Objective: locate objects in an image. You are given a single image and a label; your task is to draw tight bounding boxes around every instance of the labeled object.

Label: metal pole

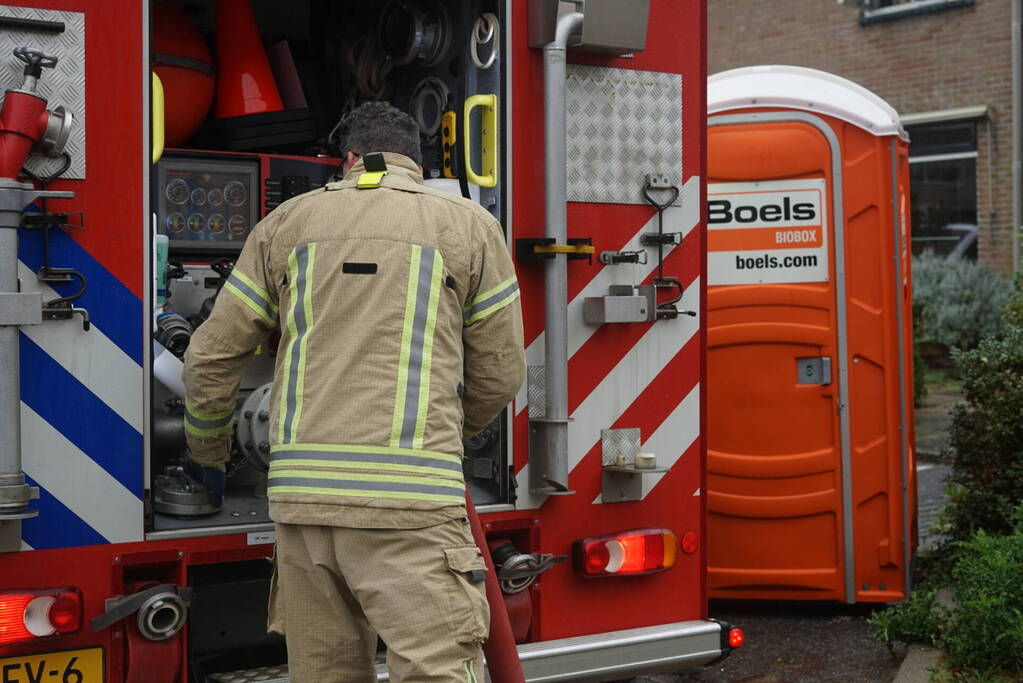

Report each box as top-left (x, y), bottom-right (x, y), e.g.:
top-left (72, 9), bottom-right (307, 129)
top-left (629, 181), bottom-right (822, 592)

top-left (536, 12), bottom-right (583, 494)
top-left (0, 182), bottom-right (38, 523)
top-left (1013, 0), bottom-right (1021, 272)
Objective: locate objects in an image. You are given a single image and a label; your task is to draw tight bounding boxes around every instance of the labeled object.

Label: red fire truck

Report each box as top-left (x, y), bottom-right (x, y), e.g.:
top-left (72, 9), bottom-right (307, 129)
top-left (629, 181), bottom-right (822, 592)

top-left (0, 0), bottom-right (736, 680)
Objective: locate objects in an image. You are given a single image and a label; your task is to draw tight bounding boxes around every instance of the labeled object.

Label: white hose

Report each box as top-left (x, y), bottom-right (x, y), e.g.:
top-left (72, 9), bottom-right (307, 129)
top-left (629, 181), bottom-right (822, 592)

top-left (153, 341), bottom-right (186, 398)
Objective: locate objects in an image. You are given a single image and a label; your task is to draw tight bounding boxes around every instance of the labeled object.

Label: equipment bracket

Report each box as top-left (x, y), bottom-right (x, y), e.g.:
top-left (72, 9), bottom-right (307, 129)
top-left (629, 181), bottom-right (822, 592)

top-left (21, 210), bottom-right (84, 231)
top-left (517, 237), bottom-right (595, 263)
top-left (0, 291), bottom-right (41, 326)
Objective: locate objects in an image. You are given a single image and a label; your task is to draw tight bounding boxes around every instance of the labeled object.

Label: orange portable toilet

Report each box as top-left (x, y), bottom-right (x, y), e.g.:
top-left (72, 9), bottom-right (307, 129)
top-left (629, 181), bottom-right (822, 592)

top-left (705, 66), bottom-right (917, 604)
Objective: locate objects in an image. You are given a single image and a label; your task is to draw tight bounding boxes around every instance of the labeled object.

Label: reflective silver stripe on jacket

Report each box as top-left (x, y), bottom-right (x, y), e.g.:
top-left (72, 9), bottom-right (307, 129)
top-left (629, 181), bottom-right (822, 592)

top-left (279, 242), bottom-right (316, 443)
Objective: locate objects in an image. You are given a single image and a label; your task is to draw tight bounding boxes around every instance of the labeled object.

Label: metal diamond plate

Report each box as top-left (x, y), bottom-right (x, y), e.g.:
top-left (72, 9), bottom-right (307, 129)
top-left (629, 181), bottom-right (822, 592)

top-left (566, 65), bottom-right (681, 205)
top-left (601, 427), bottom-right (642, 467)
top-left (527, 365), bottom-right (546, 419)
top-left (0, 6), bottom-right (85, 179)
top-left (208, 665), bottom-right (289, 683)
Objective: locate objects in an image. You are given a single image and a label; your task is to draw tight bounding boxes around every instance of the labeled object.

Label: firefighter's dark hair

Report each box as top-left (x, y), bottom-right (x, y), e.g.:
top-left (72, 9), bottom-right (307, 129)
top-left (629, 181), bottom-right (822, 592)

top-left (336, 101), bottom-right (423, 167)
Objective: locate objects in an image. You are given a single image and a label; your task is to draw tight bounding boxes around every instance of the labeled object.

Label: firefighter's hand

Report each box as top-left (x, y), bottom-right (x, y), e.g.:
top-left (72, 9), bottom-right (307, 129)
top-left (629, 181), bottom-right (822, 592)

top-left (183, 458), bottom-right (226, 509)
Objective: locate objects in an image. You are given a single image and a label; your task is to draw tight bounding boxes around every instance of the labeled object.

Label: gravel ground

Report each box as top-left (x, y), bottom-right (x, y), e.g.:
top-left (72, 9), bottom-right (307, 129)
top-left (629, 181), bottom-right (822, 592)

top-left (630, 390), bottom-right (958, 683)
top-left (660, 604), bottom-right (899, 683)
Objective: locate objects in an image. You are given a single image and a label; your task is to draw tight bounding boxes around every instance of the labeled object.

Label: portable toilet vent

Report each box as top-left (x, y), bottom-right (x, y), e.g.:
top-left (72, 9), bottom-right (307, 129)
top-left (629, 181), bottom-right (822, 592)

top-left (706, 65), bottom-right (917, 604)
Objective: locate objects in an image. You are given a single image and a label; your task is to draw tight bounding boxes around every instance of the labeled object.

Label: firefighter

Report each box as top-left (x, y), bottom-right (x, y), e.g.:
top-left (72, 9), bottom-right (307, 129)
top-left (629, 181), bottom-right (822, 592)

top-left (181, 101), bottom-right (525, 682)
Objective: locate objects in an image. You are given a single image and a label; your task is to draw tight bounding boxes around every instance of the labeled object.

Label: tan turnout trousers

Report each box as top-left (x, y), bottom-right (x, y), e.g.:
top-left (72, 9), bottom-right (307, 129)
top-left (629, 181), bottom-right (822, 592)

top-left (272, 518), bottom-right (489, 683)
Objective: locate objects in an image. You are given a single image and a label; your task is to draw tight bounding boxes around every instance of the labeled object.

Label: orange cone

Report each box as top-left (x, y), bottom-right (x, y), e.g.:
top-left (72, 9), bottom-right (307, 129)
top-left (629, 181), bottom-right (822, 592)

top-left (215, 0), bottom-right (284, 119)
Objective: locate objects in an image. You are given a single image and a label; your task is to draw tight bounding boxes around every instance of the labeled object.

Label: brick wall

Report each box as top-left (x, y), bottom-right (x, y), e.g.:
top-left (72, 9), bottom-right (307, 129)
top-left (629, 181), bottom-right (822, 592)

top-left (708, 0), bottom-right (1015, 273)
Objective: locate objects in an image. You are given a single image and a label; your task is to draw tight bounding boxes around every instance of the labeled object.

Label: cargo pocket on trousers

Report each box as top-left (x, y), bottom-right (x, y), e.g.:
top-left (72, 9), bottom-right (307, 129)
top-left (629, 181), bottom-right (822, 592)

top-left (267, 547), bottom-right (285, 635)
top-left (443, 546), bottom-right (491, 644)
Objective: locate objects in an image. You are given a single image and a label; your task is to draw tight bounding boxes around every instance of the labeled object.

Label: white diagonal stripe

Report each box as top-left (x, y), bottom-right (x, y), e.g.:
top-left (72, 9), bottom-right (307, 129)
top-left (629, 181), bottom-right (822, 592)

top-left (518, 280), bottom-right (701, 509)
top-left (639, 384), bottom-right (700, 499)
top-left (567, 280), bottom-right (700, 474)
top-left (515, 176), bottom-right (701, 414)
top-left (18, 261), bottom-right (143, 432)
top-left (20, 541), bottom-right (33, 551)
top-left (21, 405), bottom-right (143, 543)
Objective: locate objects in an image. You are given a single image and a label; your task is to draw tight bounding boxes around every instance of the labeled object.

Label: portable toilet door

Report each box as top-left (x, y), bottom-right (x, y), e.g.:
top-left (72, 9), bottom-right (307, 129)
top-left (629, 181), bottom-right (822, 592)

top-left (705, 66), bottom-right (917, 604)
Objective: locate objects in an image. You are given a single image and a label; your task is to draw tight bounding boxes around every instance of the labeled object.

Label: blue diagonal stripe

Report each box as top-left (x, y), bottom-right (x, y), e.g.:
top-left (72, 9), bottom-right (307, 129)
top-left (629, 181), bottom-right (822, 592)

top-left (20, 477), bottom-right (108, 549)
top-left (18, 223), bottom-right (143, 364)
top-left (19, 335), bottom-right (144, 497)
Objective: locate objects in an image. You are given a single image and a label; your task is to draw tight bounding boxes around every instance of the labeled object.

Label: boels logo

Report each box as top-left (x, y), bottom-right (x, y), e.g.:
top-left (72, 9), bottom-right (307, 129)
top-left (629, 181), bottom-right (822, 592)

top-left (708, 197), bottom-right (817, 225)
top-left (706, 181), bottom-right (830, 286)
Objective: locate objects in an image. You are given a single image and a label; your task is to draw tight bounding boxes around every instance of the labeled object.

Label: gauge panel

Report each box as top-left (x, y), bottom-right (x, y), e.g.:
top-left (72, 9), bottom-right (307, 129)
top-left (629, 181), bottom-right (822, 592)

top-left (155, 155), bottom-right (259, 252)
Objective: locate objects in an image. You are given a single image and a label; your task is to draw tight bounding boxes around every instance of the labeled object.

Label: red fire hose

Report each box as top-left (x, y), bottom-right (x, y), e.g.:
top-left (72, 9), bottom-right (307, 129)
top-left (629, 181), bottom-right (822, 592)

top-left (465, 489), bottom-right (526, 683)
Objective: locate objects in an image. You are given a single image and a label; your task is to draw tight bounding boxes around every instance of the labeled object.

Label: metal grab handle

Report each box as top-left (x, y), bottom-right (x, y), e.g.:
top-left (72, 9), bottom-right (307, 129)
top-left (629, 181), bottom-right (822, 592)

top-left (14, 46), bottom-right (57, 69)
top-left (463, 94), bottom-right (498, 188)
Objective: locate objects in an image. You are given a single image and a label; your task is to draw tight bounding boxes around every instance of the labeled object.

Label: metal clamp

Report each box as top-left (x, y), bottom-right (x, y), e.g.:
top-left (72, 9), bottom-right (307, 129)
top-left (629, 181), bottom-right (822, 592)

top-left (599, 249), bottom-right (647, 265)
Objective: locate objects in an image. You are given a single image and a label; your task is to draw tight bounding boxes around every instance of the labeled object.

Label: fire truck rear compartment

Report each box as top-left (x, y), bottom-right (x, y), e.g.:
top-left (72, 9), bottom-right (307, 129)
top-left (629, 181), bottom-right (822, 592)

top-left (147, 0), bottom-right (511, 537)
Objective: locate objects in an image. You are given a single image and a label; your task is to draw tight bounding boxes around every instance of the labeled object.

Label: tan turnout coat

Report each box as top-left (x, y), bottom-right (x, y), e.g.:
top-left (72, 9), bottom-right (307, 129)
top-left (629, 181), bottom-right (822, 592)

top-left (182, 153), bottom-right (525, 529)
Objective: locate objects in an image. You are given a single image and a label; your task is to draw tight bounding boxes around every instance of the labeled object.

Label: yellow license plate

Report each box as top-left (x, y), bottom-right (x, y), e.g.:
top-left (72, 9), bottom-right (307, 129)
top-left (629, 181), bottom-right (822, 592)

top-left (0, 647), bottom-right (104, 683)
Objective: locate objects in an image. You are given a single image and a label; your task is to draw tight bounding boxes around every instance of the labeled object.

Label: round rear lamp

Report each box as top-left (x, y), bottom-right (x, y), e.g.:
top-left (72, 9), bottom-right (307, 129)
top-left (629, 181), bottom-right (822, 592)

top-left (729, 627), bottom-right (745, 648)
top-left (681, 531), bottom-right (699, 554)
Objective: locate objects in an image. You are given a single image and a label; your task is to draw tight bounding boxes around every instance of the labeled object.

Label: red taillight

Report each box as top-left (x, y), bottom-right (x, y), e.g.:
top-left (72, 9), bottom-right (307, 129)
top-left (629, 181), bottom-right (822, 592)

top-left (575, 529), bottom-right (678, 577)
top-left (729, 627), bottom-right (745, 648)
top-left (0, 590), bottom-right (81, 645)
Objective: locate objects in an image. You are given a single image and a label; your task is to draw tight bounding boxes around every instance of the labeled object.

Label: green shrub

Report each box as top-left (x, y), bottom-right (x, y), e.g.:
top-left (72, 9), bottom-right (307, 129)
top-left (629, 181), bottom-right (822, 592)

top-left (942, 324), bottom-right (1023, 541)
top-left (870, 515), bottom-right (1023, 679)
top-left (867, 587), bottom-right (944, 656)
top-left (1002, 270), bottom-right (1023, 328)
top-left (943, 525), bottom-right (1023, 675)
top-left (912, 252), bottom-right (1011, 351)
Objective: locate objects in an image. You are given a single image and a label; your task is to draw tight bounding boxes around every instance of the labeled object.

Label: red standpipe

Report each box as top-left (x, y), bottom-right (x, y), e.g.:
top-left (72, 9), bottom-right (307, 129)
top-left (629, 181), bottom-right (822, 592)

top-left (465, 489), bottom-right (526, 683)
top-left (0, 89), bottom-right (50, 178)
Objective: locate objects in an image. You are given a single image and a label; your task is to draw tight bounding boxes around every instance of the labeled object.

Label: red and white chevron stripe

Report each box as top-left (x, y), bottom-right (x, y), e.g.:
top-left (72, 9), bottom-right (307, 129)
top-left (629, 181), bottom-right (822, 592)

top-left (514, 175), bottom-right (703, 509)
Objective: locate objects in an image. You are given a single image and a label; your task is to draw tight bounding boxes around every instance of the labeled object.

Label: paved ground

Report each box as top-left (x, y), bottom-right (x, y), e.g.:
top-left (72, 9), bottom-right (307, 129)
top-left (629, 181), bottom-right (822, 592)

top-left (633, 388), bottom-right (960, 683)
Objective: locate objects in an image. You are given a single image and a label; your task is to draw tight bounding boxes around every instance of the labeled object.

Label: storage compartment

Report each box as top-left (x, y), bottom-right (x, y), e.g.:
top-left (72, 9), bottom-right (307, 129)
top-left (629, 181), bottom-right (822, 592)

top-left (147, 0), bottom-right (512, 535)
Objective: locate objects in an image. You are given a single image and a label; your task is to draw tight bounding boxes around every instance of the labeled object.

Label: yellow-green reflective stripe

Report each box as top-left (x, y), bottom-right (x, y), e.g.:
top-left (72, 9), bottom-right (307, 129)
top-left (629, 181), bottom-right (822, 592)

top-left (269, 459), bottom-right (462, 480)
top-left (270, 442), bottom-right (461, 465)
top-left (184, 421), bottom-right (232, 438)
top-left (464, 275), bottom-right (517, 312)
top-left (224, 280), bottom-right (275, 326)
top-left (413, 252), bottom-right (443, 449)
top-left (391, 245), bottom-right (422, 446)
top-left (276, 250), bottom-right (296, 443)
top-left (278, 247), bottom-right (302, 442)
top-left (184, 403), bottom-right (233, 422)
top-left (464, 288), bottom-right (519, 327)
top-left (292, 243), bottom-right (316, 443)
top-left (268, 485), bottom-right (463, 504)
top-left (396, 247), bottom-right (440, 448)
top-left (185, 410), bottom-right (232, 432)
top-left (268, 468), bottom-right (463, 489)
top-left (231, 269), bottom-right (278, 313)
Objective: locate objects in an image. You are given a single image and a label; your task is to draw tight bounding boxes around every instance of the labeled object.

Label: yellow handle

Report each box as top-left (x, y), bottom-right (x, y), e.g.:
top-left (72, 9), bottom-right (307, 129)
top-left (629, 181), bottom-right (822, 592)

top-left (463, 94), bottom-right (498, 188)
top-left (152, 72), bottom-right (165, 165)
top-left (441, 109), bottom-right (457, 179)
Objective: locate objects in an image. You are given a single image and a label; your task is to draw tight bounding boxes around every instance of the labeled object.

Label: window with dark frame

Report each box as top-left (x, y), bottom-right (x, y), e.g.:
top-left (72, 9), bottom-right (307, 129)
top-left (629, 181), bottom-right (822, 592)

top-left (857, 0), bottom-right (974, 26)
top-left (906, 120), bottom-right (978, 260)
